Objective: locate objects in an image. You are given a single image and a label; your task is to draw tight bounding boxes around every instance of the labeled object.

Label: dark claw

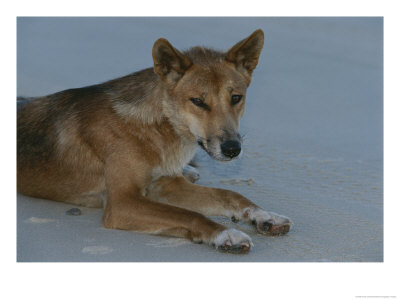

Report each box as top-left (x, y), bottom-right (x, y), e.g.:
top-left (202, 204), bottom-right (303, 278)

top-left (229, 245), bottom-right (248, 254)
top-left (254, 218), bottom-right (291, 236)
top-left (217, 245), bottom-right (230, 252)
top-left (262, 221), bottom-right (272, 231)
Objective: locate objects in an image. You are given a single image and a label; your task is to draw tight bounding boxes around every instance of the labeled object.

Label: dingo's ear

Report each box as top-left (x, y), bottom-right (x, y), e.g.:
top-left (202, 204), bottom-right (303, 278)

top-left (152, 38), bottom-right (192, 84)
top-left (226, 29), bottom-right (264, 81)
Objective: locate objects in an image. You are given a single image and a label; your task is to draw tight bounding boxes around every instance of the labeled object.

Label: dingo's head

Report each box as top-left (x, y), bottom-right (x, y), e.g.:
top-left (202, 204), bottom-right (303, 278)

top-left (153, 30), bottom-right (264, 161)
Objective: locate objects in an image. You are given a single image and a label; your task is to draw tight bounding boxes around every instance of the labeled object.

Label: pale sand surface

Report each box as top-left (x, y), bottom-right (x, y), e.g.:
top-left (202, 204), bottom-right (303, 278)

top-left (17, 17), bottom-right (383, 262)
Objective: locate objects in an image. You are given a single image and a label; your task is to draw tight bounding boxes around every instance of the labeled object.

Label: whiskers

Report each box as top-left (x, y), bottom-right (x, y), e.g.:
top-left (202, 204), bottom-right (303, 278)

top-left (241, 132), bottom-right (248, 143)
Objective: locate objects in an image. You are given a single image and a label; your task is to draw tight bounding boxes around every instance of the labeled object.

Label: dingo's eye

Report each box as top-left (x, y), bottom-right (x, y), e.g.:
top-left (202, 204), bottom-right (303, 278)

top-left (190, 98), bottom-right (210, 110)
top-left (231, 95), bottom-right (242, 105)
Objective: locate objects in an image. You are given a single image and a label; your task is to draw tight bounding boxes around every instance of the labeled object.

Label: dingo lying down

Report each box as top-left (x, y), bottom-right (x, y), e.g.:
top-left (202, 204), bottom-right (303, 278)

top-left (17, 29), bottom-right (291, 254)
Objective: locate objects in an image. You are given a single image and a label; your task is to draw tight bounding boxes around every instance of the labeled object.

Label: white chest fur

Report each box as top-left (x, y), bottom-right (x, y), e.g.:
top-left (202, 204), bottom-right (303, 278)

top-left (151, 138), bottom-right (197, 180)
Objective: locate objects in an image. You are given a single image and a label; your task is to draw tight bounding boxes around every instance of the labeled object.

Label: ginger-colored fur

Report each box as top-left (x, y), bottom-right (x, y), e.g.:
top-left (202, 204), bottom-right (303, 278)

top-left (17, 30), bottom-right (291, 253)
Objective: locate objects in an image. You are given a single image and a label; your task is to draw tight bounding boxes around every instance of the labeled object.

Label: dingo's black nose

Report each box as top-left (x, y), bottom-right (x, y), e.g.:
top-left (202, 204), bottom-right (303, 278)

top-left (221, 140), bottom-right (241, 158)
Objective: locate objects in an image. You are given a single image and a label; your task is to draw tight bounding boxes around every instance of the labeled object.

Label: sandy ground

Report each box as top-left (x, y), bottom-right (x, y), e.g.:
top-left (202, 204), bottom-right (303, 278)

top-left (17, 17), bottom-right (383, 262)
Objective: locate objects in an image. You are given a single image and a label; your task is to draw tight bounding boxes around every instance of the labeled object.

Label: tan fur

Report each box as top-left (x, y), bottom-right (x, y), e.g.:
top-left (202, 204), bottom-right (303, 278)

top-left (17, 30), bottom-right (291, 253)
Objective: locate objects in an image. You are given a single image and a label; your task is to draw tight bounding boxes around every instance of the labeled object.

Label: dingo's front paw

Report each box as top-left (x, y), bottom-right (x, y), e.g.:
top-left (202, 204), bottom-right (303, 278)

top-left (182, 165), bottom-right (200, 183)
top-left (211, 228), bottom-right (253, 254)
top-left (245, 208), bottom-right (292, 236)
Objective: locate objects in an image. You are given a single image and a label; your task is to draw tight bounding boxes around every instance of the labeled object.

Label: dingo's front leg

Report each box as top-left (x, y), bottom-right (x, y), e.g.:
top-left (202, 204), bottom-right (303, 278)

top-left (103, 154), bottom-right (253, 254)
top-left (103, 196), bottom-right (252, 253)
top-left (147, 176), bottom-right (292, 236)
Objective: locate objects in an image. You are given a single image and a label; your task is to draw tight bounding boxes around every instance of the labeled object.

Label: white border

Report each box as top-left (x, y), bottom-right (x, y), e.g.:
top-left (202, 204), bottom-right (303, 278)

top-left (2, 1), bottom-right (399, 299)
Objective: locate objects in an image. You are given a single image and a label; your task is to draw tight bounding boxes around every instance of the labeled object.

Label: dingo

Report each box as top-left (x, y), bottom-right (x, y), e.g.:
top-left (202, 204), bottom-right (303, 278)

top-left (18, 29), bottom-right (291, 254)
